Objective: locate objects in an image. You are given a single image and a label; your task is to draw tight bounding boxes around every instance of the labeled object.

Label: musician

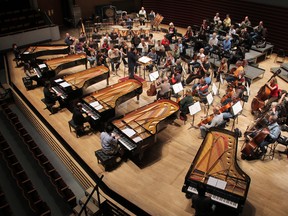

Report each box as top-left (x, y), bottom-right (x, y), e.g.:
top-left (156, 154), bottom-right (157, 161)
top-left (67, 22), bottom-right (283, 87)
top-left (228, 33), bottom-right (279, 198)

top-left (240, 16), bottom-right (251, 28)
top-left (161, 35), bottom-right (171, 51)
top-left (156, 76), bottom-right (171, 100)
top-left (167, 22), bottom-right (177, 43)
top-left (108, 45), bottom-right (121, 73)
top-left (213, 12), bottom-right (221, 25)
top-left (155, 39), bottom-right (165, 52)
top-left (96, 51), bottom-right (109, 68)
top-left (199, 106), bottom-right (225, 138)
top-left (138, 7), bottom-right (147, 26)
top-left (222, 35), bottom-right (232, 52)
top-left (214, 57), bottom-right (228, 81)
top-left (191, 183), bottom-right (215, 216)
top-left (43, 81), bottom-right (63, 110)
top-left (170, 66), bottom-right (182, 85)
top-left (137, 38), bottom-right (149, 56)
top-left (261, 77), bottom-right (279, 111)
top-left (187, 56), bottom-right (210, 84)
top-left (64, 33), bottom-right (75, 46)
top-left (147, 33), bottom-right (155, 45)
top-left (200, 19), bottom-right (209, 33)
top-left (228, 25), bottom-right (236, 36)
top-left (223, 14), bottom-right (231, 31)
top-left (79, 31), bottom-right (87, 43)
top-left (239, 28), bottom-right (252, 52)
top-left (171, 43), bottom-right (180, 60)
top-left (110, 28), bottom-right (119, 40)
top-left (193, 73), bottom-right (211, 92)
top-left (12, 43), bottom-right (21, 65)
top-left (252, 21), bottom-right (264, 43)
top-left (101, 125), bottom-right (121, 156)
top-left (131, 32), bottom-right (141, 48)
top-left (128, 47), bottom-right (139, 79)
top-left (146, 48), bottom-right (158, 72)
top-left (101, 39), bottom-right (110, 54)
top-left (103, 33), bottom-right (112, 44)
top-left (179, 89), bottom-right (194, 119)
top-left (72, 103), bottom-right (94, 134)
top-left (257, 115), bottom-right (281, 157)
top-left (226, 60), bottom-right (243, 83)
top-left (183, 26), bottom-right (194, 43)
top-left (148, 10), bottom-right (156, 29)
top-left (205, 32), bottom-right (218, 55)
top-left (86, 47), bottom-right (97, 68)
top-left (177, 38), bottom-right (185, 56)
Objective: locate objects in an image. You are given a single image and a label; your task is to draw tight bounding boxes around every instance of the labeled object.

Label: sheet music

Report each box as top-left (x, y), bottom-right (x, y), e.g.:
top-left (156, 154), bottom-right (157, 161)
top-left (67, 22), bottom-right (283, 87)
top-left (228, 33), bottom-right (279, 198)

top-left (220, 74), bottom-right (224, 84)
top-left (232, 101), bottom-right (242, 116)
top-left (89, 101), bottom-right (100, 107)
top-left (122, 128), bottom-right (136, 138)
top-left (189, 102), bottom-right (201, 115)
top-left (23, 51), bottom-right (29, 54)
top-left (246, 83), bottom-right (250, 96)
top-left (207, 177), bottom-right (227, 190)
top-left (138, 56), bottom-right (152, 64)
top-left (94, 104), bottom-right (103, 111)
top-left (206, 93), bottom-right (213, 105)
top-left (149, 71), bottom-right (159, 81)
top-left (133, 136), bottom-right (143, 143)
top-left (54, 78), bottom-right (64, 83)
top-left (38, 63), bottom-right (46, 69)
top-left (59, 81), bottom-right (71, 88)
top-left (172, 82), bottom-right (183, 94)
top-left (212, 83), bottom-right (218, 95)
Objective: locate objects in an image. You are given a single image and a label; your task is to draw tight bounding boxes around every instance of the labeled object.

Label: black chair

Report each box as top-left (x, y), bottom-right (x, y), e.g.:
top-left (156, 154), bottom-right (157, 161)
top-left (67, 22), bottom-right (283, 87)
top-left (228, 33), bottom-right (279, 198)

top-left (274, 49), bottom-right (285, 63)
top-left (95, 149), bottom-right (117, 171)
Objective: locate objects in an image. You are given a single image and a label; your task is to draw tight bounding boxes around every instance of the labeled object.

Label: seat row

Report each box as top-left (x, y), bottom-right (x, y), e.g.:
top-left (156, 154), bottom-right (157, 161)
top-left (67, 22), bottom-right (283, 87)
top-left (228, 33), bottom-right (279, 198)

top-left (0, 185), bottom-right (13, 216)
top-left (0, 133), bottom-right (51, 216)
top-left (0, 103), bottom-right (77, 208)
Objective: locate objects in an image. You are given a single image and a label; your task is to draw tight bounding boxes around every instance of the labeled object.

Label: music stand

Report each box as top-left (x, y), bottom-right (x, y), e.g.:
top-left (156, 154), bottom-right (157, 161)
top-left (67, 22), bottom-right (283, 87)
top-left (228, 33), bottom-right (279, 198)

top-left (188, 101), bottom-right (202, 129)
top-left (149, 71), bottom-right (159, 81)
top-left (204, 93), bottom-right (213, 115)
top-left (212, 83), bottom-right (219, 97)
top-left (231, 100), bottom-right (243, 130)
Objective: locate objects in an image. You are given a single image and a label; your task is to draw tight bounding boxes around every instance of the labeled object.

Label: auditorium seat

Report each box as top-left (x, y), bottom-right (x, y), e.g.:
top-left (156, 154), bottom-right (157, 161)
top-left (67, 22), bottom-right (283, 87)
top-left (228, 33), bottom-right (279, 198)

top-left (41, 162), bottom-right (56, 174)
top-left (33, 200), bottom-right (51, 216)
top-left (37, 154), bottom-right (49, 165)
top-left (30, 147), bottom-right (44, 158)
top-left (61, 188), bottom-right (77, 207)
top-left (48, 170), bottom-right (62, 182)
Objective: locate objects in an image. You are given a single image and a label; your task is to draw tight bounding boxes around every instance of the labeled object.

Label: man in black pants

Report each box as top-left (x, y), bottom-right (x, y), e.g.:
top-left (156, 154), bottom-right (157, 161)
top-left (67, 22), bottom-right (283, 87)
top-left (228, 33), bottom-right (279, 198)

top-left (127, 47), bottom-right (139, 79)
top-left (192, 184), bottom-right (215, 216)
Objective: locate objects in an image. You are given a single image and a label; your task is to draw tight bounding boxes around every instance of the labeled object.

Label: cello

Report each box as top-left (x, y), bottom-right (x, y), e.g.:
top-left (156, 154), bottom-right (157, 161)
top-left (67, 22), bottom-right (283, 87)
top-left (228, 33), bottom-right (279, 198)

top-left (251, 69), bottom-right (281, 113)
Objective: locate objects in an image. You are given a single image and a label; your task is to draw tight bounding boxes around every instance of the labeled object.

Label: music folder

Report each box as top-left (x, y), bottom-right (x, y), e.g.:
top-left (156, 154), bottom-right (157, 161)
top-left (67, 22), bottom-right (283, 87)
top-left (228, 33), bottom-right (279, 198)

top-left (232, 101), bottom-right (242, 116)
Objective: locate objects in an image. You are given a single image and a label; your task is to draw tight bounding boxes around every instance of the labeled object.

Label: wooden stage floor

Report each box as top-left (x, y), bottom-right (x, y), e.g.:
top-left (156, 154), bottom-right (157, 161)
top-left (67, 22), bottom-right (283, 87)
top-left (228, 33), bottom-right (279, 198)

top-left (6, 41), bottom-right (288, 215)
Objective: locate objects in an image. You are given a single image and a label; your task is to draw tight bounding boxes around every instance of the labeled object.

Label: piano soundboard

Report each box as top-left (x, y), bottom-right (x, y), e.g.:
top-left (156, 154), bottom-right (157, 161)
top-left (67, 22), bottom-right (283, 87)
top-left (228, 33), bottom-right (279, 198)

top-left (182, 128), bottom-right (250, 213)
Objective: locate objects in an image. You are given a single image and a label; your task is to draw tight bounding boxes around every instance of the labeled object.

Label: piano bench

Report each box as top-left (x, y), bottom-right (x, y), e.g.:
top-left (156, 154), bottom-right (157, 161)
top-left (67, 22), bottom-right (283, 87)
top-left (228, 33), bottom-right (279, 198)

top-left (68, 120), bottom-right (83, 138)
top-left (95, 149), bottom-right (117, 171)
top-left (41, 98), bottom-right (58, 115)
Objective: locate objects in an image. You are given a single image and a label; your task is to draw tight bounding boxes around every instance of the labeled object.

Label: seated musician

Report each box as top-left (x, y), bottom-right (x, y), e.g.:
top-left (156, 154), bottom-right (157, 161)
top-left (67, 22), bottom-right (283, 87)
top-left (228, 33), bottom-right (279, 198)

top-left (172, 43), bottom-right (180, 60)
top-left (228, 25), bottom-right (236, 36)
top-left (160, 51), bottom-right (175, 77)
top-left (110, 28), bottom-right (119, 41)
top-left (223, 14), bottom-right (231, 31)
top-left (260, 77), bottom-right (279, 112)
top-left (192, 183), bottom-right (215, 216)
top-left (192, 73), bottom-right (211, 93)
top-left (101, 125), bottom-right (122, 156)
top-left (161, 35), bottom-right (171, 51)
top-left (170, 67), bottom-right (182, 85)
top-left (200, 19), bottom-right (209, 34)
top-left (86, 47), bottom-right (97, 68)
top-left (239, 28), bottom-right (253, 52)
top-left (155, 39), bottom-right (165, 52)
top-left (205, 32), bottom-right (218, 55)
top-left (167, 22), bottom-right (176, 43)
top-left (155, 76), bottom-right (171, 100)
top-left (64, 33), bottom-right (75, 46)
top-left (75, 39), bottom-right (84, 53)
top-left (79, 31), bottom-right (87, 43)
top-left (131, 33), bottom-right (141, 48)
top-left (186, 56), bottom-right (210, 85)
top-left (72, 103), bottom-right (94, 134)
top-left (179, 89), bottom-right (194, 120)
top-left (146, 48), bottom-right (158, 72)
top-left (177, 38), bottom-right (185, 56)
top-left (108, 45), bottom-right (121, 73)
top-left (257, 115), bottom-right (281, 157)
top-left (214, 57), bottom-right (228, 81)
top-left (101, 39), bottom-right (110, 54)
top-left (96, 51), bottom-right (109, 68)
top-left (199, 106), bottom-right (226, 138)
top-left (137, 38), bottom-right (149, 56)
top-left (138, 7), bottom-right (147, 26)
top-left (43, 81), bottom-right (64, 110)
top-left (240, 16), bottom-right (251, 28)
top-left (183, 26), bottom-right (194, 43)
top-left (213, 12), bottom-right (221, 25)
top-left (226, 60), bottom-right (243, 83)
top-left (220, 35), bottom-right (232, 59)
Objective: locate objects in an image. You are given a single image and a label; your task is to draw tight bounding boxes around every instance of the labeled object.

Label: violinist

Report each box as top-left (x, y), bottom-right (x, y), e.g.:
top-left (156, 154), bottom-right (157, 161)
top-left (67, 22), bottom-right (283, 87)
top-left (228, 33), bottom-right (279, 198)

top-left (199, 106), bottom-right (225, 139)
top-left (131, 32), bottom-right (141, 48)
top-left (137, 38), bottom-right (149, 56)
top-left (167, 22), bottom-right (176, 43)
top-left (257, 115), bottom-right (281, 157)
top-left (161, 35), bottom-right (170, 51)
top-left (214, 57), bottom-right (228, 82)
top-left (146, 48), bottom-right (158, 72)
top-left (226, 60), bottom-right (243, 83)
top-left (186, 56), bottom-right (210, 84)
top-left (183, 26), bottom-right (193, 43)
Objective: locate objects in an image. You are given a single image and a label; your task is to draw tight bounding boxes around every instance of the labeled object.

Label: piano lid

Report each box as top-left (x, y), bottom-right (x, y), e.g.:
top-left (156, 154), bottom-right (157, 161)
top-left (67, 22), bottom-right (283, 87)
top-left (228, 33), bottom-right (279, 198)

top-left (186, 128), bottom-right (250, 198)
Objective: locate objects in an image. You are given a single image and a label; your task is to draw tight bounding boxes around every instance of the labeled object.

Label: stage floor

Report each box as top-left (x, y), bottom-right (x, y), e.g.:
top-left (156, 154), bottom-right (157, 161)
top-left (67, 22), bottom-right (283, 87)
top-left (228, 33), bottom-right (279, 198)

top-left (6, 34), bottom-right (288, 216)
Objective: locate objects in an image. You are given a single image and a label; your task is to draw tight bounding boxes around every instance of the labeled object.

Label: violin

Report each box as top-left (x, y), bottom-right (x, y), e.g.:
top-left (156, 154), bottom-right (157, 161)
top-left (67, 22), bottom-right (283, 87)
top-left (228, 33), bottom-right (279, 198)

top-left (197, 114), bottom-right (215, 127)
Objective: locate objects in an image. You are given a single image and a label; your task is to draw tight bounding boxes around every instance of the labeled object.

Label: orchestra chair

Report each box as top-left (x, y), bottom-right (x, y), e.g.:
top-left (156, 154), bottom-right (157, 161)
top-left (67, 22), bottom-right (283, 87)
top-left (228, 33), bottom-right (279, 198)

top-left (275, 135), bottom-right (288, 158)
top-left (274, 49), bottom-right (285, 63)
top-left (95, 149), bottom-right (117, 171)
top-left (110, 56), bottom-right (121, 76)
top-left (262, 142), bottom-right (278, 161)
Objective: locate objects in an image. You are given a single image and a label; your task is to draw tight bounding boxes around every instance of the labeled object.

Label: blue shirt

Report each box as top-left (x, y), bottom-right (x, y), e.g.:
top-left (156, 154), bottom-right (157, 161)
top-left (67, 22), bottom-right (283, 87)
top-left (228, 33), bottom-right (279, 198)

top-left (223, 39), bottom-right (231, 51)
top-left (268, 122), bottom-right (281, 140)
top-left (100, 132), bottom-right (118, 155)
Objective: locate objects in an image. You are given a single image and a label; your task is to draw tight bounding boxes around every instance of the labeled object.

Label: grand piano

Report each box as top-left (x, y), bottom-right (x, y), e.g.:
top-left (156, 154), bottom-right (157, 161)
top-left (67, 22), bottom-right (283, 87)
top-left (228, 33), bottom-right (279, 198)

top-left (111, 99), bottom-right (179, 159)
top-left (81, 79), bottom-right (143, 122)
top-left (51, 65), bottom-right (110, 102)
top-left (182, 128), bottom-right (250, 215)
top-left (28, 53), bottom-right (87, 80)
top-left (21, 45), bottom-right (70, 62)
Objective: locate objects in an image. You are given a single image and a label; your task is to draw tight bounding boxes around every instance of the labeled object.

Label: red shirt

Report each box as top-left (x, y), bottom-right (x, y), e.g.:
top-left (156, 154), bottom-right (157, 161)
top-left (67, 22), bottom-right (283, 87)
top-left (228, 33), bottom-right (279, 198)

top-left (270, 84), bottom-right (279, 97)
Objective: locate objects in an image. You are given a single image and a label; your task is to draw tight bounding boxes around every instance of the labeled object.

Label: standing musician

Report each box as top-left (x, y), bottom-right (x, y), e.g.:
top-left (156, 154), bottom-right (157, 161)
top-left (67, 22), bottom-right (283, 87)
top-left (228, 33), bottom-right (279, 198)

top-left (257, 115), bottom-right (281, 157)
top-left (199, 106), bottom-right (225, 139)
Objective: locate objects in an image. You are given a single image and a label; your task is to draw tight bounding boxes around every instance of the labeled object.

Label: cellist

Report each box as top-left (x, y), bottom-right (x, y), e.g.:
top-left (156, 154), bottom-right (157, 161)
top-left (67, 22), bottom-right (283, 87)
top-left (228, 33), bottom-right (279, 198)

top-left (257, 115), bottom-right (281, 157)
top-left (260, 77), bottom-right (279, 112)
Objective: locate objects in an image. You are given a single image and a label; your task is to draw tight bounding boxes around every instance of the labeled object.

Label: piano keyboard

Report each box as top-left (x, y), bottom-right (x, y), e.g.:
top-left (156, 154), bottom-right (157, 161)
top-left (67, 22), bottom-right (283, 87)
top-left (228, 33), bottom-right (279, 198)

top-left (52, 86), bottom-right (67, 99)
top-left (187, 186), bottom-right (238, 209)
top-left (81, 103), bottom-right (100, 121)
top-left (33, 68), bottom-right (41, 77)
top-left (118, 137), bottom-right (137, 151)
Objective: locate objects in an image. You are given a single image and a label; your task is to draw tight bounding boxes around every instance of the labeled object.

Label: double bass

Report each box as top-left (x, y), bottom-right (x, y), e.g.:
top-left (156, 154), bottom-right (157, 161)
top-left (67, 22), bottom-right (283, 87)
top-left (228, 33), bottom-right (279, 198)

top-left (241, 127), bottom-right (269, 160)
top-left (251, 69), bottom-right (281, 113)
